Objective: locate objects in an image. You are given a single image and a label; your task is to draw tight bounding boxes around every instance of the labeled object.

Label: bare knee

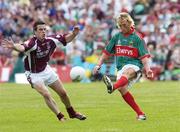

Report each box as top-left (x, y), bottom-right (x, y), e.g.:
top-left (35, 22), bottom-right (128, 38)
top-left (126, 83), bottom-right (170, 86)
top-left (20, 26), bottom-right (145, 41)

top-left (122, 68), bottom-right (136, 80)
top-left (118, 86), bottom-right (128, 95)
top-left (41, 91), bottom-right (51, 99)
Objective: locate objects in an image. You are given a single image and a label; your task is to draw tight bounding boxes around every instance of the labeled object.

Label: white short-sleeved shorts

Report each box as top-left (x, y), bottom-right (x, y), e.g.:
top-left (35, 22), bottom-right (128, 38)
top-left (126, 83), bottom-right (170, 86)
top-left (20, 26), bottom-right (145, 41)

top-left (25, 65), bottom-right (58, 87)
top-left (116, 64), bottom-right (142, 87)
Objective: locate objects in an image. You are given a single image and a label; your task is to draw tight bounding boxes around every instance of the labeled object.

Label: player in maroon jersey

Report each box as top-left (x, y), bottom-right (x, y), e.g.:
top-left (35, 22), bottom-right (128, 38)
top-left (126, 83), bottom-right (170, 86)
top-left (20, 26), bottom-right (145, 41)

top-left (93, 12), bottom-right (153, 120)
top-left (1, 20), bottom-right (86, 122)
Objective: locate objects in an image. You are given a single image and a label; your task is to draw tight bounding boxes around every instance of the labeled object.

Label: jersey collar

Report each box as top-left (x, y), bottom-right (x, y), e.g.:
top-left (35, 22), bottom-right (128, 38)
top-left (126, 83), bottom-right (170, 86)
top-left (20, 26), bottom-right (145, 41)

top-left (122, 26), bottom-right (135, 37)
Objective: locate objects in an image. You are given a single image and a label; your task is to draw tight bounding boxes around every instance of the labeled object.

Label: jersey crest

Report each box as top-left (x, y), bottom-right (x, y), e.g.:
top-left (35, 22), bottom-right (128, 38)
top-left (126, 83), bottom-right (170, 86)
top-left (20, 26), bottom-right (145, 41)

top-left (128, 40), bottom-right (134, 46)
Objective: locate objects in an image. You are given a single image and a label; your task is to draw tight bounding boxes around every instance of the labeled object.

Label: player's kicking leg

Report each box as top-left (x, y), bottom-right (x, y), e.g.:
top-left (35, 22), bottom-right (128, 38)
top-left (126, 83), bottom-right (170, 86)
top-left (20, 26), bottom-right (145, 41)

top-left (103, 75), bottom-right (146, 121)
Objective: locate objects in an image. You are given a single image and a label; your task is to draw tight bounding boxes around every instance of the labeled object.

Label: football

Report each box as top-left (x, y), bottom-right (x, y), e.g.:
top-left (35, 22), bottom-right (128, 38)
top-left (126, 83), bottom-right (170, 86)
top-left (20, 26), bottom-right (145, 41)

top-left (70, 66), bottom-right (85, 81)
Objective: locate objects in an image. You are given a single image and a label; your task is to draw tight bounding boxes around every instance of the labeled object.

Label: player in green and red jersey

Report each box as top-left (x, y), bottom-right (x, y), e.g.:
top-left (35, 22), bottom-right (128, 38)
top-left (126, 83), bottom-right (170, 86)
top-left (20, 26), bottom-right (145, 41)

top-left (93, 12), bottom-right (153, 121)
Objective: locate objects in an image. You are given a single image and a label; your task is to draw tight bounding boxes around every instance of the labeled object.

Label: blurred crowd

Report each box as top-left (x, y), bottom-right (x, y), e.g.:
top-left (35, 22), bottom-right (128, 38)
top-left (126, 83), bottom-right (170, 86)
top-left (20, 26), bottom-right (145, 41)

top-left (0, 0), bottom-right (180, 81)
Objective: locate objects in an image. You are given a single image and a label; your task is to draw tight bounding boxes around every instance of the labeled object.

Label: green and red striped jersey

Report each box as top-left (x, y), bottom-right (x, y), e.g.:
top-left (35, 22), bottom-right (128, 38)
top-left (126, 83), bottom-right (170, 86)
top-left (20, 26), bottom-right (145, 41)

top-left (103, 30), bottom-right (150, 70)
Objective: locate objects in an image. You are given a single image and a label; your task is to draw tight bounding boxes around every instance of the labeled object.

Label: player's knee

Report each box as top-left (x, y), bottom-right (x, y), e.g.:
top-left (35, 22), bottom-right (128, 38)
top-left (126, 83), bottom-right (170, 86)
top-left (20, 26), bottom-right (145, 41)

top-left (123, 68), bottom-right (136, 79)
top-left (118, 86), bottom-right (128, 95)
top-left (42, 91), bottom-right (51, 99)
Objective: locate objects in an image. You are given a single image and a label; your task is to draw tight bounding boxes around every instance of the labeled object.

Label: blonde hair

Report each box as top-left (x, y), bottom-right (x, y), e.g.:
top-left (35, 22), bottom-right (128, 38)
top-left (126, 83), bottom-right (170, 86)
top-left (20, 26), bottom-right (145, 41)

top-left (115, 12), bottom-right (134, 29)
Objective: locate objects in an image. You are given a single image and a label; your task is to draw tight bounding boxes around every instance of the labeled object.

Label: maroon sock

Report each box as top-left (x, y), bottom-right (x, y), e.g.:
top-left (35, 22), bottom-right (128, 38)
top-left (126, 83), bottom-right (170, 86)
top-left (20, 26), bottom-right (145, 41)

top-left (122, 92), bottom-right (144, 115)
top-left (66, 106), bottom-right (76, 118)
top-left (113, 76), bottom-right (128, 90)
top-left (57, 112), bottom-right (64, 120)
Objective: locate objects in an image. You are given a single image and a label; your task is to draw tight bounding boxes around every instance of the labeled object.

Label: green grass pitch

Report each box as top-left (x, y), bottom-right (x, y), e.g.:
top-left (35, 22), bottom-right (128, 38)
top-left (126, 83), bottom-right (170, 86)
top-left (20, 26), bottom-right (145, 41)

top-left (0, 81), bottom-right (179, 132)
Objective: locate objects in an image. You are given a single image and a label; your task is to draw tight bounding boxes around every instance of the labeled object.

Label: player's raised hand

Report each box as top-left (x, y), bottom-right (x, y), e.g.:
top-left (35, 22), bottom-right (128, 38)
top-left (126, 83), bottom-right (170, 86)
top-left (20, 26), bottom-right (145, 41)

top-left (1, 38), bottom-right (14, 49)
top-left (72, 26), bottom-right (80, 36)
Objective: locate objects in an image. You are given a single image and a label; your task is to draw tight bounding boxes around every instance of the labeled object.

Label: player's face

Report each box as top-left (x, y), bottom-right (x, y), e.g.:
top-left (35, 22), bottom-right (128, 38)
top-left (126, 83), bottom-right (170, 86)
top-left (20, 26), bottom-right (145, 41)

top-left (118, 18), bottom-right (131, 34)
top-left (35, 24), bottom-right (47, 41)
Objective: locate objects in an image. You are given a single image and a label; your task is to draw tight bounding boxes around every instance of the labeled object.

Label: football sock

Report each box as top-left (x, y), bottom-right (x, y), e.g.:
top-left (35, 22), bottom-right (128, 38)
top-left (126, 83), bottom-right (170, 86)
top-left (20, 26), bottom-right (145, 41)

top-left (122, 91), bottom-right (144, 116)
top-left (66, 106), bottom-right (76, 118)
top-left (57, 112), bottom-right (64, 120)
top-left (113, 76), bottom-right (128, 90)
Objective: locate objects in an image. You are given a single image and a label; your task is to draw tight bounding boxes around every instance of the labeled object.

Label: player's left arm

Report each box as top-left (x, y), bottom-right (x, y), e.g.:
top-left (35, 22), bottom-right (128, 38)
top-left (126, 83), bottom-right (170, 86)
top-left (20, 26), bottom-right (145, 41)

top-left (49, 26), bottom-right (80, 47)
top-left (138, 38), bottom-right (153, 79)
top-left (65, 26), bottom-right (80, 43)
top-left (141, 57), bottom-right (153, 79)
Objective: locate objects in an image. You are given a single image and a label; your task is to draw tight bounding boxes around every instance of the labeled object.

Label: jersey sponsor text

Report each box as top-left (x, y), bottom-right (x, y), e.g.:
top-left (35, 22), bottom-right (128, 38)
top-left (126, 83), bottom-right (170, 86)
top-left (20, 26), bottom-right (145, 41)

top-left (115, 45), bottom-right (139, 58)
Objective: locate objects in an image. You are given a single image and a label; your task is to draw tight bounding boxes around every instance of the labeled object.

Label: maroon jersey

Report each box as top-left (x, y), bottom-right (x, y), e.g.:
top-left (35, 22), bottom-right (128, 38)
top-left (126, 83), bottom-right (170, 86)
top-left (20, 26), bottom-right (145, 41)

top-left (23, 35), bottom-right (66, 73)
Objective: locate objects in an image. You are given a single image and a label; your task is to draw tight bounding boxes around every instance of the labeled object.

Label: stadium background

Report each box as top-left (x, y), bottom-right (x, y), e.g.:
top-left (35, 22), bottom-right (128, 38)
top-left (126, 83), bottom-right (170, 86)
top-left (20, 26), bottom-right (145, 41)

top-left (0, 1), bottom-right (180, 132)
top-left (0, 0), bottom-right (180, 82)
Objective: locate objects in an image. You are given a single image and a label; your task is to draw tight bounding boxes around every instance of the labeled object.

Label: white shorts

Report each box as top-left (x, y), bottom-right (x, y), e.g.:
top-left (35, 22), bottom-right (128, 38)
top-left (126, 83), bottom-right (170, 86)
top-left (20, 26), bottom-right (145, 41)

top-left (25, 65), bottom-right (58, 87)
top-left (116, 64), bottom-right (142, 87)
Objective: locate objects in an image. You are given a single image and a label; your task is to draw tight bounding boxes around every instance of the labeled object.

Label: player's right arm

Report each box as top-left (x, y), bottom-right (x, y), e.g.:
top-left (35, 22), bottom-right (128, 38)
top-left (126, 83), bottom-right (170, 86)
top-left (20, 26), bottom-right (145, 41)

top-left (93, 34), bottom-right (117, 74)
top-left (137, 36), bottom-right (153, 79)
top-left (1, 38), bottom-right (25, 52)
top-left (93, 53), bottom-right (109, 75)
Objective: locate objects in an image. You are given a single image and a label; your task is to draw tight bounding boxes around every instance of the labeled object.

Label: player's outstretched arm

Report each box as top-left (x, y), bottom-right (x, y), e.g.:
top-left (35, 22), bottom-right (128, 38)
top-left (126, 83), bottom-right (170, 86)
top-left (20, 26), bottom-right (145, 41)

top-left (1, 38), bottom-right (25, 52)
top-left (65, 26), bottom-right (80, 43)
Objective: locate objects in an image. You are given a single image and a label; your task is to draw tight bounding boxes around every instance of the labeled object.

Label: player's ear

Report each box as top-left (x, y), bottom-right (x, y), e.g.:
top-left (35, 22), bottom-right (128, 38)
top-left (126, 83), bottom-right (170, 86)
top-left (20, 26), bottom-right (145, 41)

top-left (33, 26), bottom-right (37, 35)
top-left (33, 29), bottom-right (36, 35)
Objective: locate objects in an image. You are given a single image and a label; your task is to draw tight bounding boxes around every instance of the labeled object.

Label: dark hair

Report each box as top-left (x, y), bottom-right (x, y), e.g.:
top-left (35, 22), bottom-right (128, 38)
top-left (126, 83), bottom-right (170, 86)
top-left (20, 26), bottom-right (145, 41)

top-left (147, 41), bottom-right (156, 50)
top-left (33, 20), bottom-right (46, 31)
